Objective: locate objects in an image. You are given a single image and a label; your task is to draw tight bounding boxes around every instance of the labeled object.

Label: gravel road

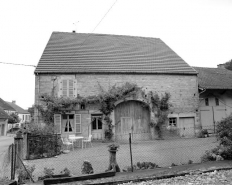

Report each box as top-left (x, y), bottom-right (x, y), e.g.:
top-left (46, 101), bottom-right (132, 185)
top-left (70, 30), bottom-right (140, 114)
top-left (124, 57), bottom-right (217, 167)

top-left (119, 169), bottom-right (232, 185)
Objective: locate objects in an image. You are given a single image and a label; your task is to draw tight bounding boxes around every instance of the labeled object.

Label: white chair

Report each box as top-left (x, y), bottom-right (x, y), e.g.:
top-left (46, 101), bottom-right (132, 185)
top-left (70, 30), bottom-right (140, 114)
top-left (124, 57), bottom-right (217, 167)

top-left (83, 135), bottom-right (92, 148)
top-left (61, 137), bottom-right (74, 151)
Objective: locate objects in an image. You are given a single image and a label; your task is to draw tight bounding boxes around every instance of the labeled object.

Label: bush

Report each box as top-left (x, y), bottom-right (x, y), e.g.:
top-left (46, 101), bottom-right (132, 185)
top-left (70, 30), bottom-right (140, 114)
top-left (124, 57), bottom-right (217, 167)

top-left (216, 114), bottom-right (232, 146)
top-left (201, 114), bottom-right (232, 162)
top-left (17, 165), bottom-right (35, 183)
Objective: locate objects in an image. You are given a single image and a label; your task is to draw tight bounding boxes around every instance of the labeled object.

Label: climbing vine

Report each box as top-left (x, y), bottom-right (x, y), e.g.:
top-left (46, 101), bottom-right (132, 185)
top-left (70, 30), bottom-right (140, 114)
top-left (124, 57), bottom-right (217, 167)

top-left (149, 92), bottom-right (172, 139)
top-left (36, 82), bottom-right (171, 140)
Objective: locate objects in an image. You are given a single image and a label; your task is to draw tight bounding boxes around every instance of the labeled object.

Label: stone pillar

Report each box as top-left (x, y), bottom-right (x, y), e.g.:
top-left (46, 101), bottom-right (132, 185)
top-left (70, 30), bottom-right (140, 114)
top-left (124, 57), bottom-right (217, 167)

top-left (14, 131), bottom-right (23, 169)
top-left (106, 149), bottom-right (120, 172)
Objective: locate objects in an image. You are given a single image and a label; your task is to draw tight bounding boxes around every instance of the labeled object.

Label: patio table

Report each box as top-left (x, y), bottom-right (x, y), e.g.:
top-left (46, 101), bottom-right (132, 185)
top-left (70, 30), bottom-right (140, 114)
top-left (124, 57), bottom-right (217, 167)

top-left (69, 136), bottom-right (84, 149)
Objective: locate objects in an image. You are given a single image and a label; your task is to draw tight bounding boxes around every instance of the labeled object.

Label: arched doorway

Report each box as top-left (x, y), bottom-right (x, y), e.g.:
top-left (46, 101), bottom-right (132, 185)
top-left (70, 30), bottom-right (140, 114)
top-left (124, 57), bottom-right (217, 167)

top-left (114, 100), bottom-right (150, 142)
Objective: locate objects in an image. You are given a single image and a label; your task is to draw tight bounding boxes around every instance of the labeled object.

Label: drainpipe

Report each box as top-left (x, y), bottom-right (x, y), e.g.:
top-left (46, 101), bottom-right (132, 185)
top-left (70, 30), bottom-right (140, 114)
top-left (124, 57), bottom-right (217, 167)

top-left (212, 106), bottom-right (216, 133)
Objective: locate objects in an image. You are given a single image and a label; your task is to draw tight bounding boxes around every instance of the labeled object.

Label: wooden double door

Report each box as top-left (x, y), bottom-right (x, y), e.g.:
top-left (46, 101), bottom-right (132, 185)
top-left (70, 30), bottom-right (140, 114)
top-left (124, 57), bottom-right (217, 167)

top-left (114, 100), bottom-right (150, 141)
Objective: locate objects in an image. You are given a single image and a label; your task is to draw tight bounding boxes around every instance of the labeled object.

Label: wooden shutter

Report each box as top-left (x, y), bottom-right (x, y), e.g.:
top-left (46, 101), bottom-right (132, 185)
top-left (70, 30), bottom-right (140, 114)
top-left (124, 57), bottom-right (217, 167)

top-left (54, 114), bottom-right (61, 134)
top-left (69, 79), bottom-right (74, 98)
top-left (75, 114), bottom-right (81, 133)
top-left (58, 79), bottom-right (77, 98)
top-left (62, 80), bottom-right (68, 97)
top-left (73, 79), bottom-right (77, 98)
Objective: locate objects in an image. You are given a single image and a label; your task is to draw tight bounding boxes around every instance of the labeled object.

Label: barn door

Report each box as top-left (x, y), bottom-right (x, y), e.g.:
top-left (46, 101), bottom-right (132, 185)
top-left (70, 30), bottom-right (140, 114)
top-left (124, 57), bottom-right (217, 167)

top-left (121, 117), bottom-right (133, 135)
top-left (115, 100), bottom-right (150, 142)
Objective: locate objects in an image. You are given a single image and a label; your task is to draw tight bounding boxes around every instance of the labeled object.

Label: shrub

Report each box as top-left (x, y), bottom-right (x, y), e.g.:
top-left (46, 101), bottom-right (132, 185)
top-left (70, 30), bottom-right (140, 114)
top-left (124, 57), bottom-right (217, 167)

top-left (17, 165), bottom-right (35, 183)
top-left (216, 114), bottom-right (232, 146)
top-left (81, 160), bottom-right (94, 174)
top-left (43, 167), bottom-right (55, 177)
top-left (201, 114), bottom-right (232, 162)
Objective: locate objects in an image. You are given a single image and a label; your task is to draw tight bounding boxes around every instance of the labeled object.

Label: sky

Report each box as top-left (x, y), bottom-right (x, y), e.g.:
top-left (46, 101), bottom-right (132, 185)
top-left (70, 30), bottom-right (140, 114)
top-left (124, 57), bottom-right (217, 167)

top-left (0, 0), bottom-right (231, 110)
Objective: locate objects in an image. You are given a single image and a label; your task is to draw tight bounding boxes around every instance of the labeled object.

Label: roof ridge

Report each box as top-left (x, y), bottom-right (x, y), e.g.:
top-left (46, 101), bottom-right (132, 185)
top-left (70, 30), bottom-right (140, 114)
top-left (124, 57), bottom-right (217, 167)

top-left (52, 31), bottom-right (161, 40)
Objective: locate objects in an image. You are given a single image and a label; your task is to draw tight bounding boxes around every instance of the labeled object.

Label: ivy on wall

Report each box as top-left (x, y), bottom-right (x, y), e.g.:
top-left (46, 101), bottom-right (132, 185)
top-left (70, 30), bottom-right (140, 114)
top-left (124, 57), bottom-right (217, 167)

top-left (36, 82), bottom-right (171, 140)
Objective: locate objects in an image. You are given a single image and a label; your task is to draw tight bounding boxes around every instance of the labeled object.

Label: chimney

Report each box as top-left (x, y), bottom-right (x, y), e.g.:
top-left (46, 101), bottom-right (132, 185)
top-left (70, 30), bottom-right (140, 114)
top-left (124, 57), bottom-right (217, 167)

top-left (12, 100), bottom-right (16, 104)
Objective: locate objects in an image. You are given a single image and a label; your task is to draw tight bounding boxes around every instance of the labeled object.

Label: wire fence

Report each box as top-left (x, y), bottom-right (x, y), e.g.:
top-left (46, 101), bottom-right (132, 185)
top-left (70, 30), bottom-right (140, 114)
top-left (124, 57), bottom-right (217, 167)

top-left (23, 132), bottom-right (218, 181)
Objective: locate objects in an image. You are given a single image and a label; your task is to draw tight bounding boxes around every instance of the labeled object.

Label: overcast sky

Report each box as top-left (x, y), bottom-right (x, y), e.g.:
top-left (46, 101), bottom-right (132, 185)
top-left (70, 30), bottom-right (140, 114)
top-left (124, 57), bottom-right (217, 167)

top-left (0, 0), bottom-right (231, 110)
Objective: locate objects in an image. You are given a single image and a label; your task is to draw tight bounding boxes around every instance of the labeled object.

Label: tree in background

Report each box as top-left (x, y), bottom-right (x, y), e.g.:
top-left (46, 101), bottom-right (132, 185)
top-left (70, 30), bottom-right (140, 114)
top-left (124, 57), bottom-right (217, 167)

top-left (8, 112), bottom-right (20, 124)
top-left (224, 59), bottom-right (232, 71)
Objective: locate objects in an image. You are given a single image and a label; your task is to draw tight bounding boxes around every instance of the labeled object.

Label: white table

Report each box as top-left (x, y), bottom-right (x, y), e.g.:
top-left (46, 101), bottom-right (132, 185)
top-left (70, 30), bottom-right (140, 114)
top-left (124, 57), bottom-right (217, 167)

top-left (69, 136), bottom-right (84, 149)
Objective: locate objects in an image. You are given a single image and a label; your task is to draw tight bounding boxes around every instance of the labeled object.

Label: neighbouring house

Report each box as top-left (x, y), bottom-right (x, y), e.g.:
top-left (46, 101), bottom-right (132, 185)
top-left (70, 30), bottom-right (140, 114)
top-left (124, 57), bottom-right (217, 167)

top-left (0, 107), bottom-right (9, 136)
top-left (34, 32), bottom-right (200, 141)
top-left (6, 101), bottom-right (30, 129)
top-left (194, 67), bottom-right (232, 134)
top-left (0, 98), bottom-right (16, 115)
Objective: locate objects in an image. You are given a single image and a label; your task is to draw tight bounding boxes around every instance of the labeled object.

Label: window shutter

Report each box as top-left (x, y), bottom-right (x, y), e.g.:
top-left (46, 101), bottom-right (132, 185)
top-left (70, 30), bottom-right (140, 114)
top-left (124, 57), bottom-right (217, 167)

top-left (54, 114), bottom-right (61, 134)
top-left (73, 79), bottom-right (77, 98)
top-left (62, 80), bottom-right (68, 97)
top-left (69, 79), bottom-right (74, 98)
top-left (75, 114), bottom-right (81, 133)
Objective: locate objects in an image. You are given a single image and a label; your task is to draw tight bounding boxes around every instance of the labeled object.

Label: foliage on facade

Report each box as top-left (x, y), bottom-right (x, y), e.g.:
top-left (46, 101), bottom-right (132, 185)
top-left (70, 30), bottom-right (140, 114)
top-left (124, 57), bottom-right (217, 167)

top-left (36, 82), bottom-right (171, 140)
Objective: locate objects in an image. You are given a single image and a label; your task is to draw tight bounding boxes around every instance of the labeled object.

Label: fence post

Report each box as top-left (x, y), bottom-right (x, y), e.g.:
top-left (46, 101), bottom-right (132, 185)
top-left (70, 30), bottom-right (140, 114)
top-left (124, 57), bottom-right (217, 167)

top-left (129, 133), bottom-right (133, 172)
top-left (11, 144), bottom-right (14, 180)
top-left (14, 131), bottom-right (23, 169)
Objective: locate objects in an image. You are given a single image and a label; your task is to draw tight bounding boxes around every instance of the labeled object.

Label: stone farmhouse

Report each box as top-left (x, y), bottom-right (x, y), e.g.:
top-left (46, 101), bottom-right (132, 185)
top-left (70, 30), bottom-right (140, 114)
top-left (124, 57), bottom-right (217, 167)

top-left (34, 32), bottom-right (200, 141)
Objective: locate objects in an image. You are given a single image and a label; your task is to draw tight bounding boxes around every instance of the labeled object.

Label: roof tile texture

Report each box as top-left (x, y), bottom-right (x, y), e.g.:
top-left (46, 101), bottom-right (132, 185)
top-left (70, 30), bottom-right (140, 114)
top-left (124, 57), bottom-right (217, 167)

top-left (194, 67), bottom-right (232, 89)
top-left (35, 32), bottom-right (197, 74)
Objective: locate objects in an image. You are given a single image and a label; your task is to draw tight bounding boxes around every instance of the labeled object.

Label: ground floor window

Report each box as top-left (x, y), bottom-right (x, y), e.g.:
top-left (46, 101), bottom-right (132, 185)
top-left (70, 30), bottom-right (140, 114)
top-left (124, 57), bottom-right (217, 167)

top-left (169, 118), bottom-right (177, 127)
top-left (91, 115), bottom-right (103, 130)
top-left (62, 114), bottom-right (74, 133)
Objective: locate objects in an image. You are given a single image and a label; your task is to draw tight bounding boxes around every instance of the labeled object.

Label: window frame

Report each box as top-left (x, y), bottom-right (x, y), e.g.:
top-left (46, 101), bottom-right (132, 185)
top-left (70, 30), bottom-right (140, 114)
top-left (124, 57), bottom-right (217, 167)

top-left (91, 115), bottom-right (103, 130)
top-left (169, 117), bottom-right (177, 127)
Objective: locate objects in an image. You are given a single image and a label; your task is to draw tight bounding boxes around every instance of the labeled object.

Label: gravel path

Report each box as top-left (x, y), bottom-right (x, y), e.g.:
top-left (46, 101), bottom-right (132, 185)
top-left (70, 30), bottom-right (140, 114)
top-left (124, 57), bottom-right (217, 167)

top-left (119, 169), bottom-right (232, 185)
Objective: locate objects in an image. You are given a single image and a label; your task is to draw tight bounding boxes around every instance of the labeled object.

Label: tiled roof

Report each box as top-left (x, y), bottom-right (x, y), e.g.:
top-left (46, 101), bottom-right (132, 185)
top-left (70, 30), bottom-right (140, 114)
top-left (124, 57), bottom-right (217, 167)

top-left (0, 107), bottom-right (9, 119)
top-left (0, 98), bottom-right (15, 111)
top-left (6, 102), bottom-right (29, 114)
top-left (35, 32), bottom-right (197, 75)
top-left (193, 67), bottom-right (232, 89)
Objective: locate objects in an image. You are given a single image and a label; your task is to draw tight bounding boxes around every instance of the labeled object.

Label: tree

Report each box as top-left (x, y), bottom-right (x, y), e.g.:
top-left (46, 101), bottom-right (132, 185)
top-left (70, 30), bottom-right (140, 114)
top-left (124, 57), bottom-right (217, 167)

top-left (224, 59), bottom-right (232, 71)
top-left (8, 113), bottom-right (20, 124)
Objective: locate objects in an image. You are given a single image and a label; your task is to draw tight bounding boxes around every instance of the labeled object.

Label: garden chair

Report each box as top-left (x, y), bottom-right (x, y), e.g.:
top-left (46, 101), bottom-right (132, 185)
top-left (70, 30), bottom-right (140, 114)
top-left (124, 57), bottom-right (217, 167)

top-left (83, 135), bottom-right (92, 148)
top-left (61, 137), bottom-right (74, 151)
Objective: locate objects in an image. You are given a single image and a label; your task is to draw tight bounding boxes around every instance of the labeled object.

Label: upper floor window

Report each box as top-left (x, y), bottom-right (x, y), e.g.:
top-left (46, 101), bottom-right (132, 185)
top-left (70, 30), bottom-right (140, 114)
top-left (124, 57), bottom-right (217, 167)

top-left (205, 98), bottom-right (209, 106)
top-left (58, 79), bottom-right (77, 98)
top-left (215, 98), bottom-right (219, 106)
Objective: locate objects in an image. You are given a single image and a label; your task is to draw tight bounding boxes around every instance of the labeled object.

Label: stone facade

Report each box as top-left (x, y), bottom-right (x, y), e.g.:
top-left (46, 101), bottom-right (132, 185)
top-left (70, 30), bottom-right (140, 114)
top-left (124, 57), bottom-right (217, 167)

top-left (34, 73), bottom-right (200, 139)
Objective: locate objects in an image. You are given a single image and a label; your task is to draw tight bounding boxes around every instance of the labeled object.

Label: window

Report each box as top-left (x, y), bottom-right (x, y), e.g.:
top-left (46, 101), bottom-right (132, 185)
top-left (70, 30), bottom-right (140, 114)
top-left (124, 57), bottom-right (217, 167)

top-left (58, 79), bottom-right (77, 98)
top-left (169, 118), bottom-right (177, 127)
top-left (62, 114), bottom-right (74, 133)
top-left (91, 115), bottom-right (103, 130)
top-left (22, 115), bottom-right (24, 121)
top-left (205, 98), bottom-right (209, 106)
top-left (215, 98), bottom-right (219, 106)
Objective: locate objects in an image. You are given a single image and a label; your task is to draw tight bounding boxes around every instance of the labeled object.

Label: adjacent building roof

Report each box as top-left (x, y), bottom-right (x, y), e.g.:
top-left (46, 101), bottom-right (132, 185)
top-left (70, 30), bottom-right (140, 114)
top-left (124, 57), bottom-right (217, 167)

top-left (0, 107), bottom-right (9, 119)
top-left (35, 32), bottom-right (197, 75)
top-left (193, 67), bottom-right (232, 89)
top-left (0, 98), bottom-right (15, 111)
top-left (6, 102), bottom-right (29, 114)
